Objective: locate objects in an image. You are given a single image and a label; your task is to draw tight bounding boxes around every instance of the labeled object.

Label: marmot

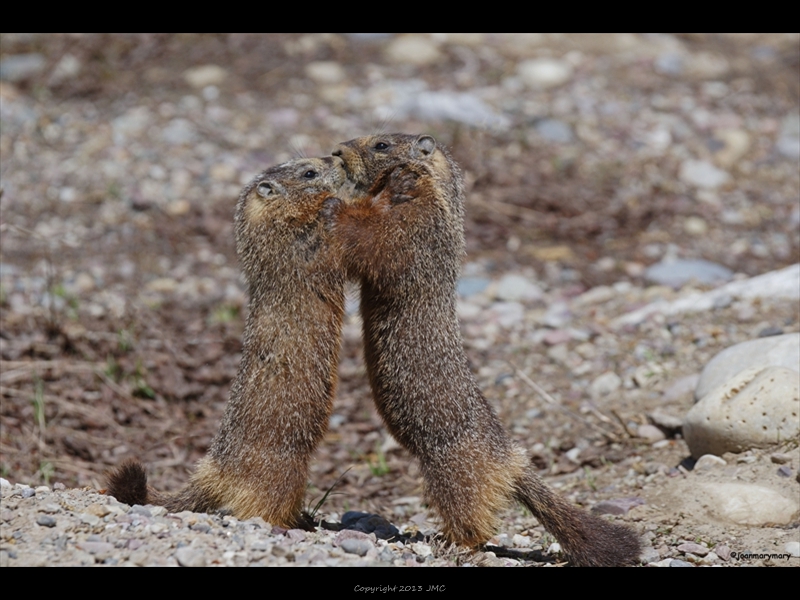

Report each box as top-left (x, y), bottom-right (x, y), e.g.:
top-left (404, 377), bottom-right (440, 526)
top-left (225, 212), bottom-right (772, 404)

top-left (106, 157), bottom-right (346, 528)
top-left (325, 134), bottom-right (641, 566)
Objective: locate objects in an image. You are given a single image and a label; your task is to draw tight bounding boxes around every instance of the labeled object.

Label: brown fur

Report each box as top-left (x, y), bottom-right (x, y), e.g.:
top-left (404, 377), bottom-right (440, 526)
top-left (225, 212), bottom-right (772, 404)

top-left (327, 134), bottom-right (641, 565)
top-left (106, 157), bottom-right (347, 527)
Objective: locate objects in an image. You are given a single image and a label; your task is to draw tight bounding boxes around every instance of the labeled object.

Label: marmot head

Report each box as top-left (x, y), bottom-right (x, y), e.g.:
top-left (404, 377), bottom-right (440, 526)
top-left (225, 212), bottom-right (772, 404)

top-left (330, 134), bottom-right (466, 287)
top-left (234, 156), bottom-right (345, 285)
top-left (332, 134), bottom-right (464, 215)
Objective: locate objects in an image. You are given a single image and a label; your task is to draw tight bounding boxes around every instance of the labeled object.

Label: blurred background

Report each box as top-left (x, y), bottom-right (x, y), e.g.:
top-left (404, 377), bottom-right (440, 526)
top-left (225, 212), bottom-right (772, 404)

top-left (1, 34), bottom-right (798, 507)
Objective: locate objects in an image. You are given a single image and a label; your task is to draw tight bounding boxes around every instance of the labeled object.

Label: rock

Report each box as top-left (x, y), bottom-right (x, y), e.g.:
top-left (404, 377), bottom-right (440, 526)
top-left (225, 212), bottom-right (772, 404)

top-left (488, 301), bottom-right (525, 328)
top-left (647, 410), bottom-right (684, 437)
top-left (534, 118), bottom-right (574, 143)
top-left (541, 301), bottom-right (572, 328)
top-left (50, 54), bottom-right (82, 83)
top-left (183, 65), bottom-right (227, 88)
top-left (457, 276), bottom-right (490, 297)
top-left (669, 559), bottom-right (694, 567)
top-left (146, 278), bottom-right (178, 293)
top-left (777, 113), bottom-right (800, 159)
top-left (511, 533), bottom-right (532, 548)
top-left (728, 264), bottom-right (799, 300)
top-left (614, 265), bottom-right (800, 328)
top-left (76, 541), bottom-right (115, 555)
top-left (590, 371), bottom-right (622, 399)
top-left (36, 515), bottom-right (56, 527)
top-left (693, 454), bottom-right (727, 471)
top-left (770, 453), bottom-right (792, 465)
top-left (175, 545), bottom-right (207, 567)
top-left (695, 482), bottom-right (799, 525)
top-left (305, 61), bottom-right (345, 84)
top-left (684, 366), bottom-right (800, 457)
top-left (543, 329), bottom-right (571, 346)
top-left (678, 542), bottom-right (709, 556)
top-left (410, 542), bottom-right (432, 557)
top-left (385, 35), bottom-right (441, 65)
top-left (165, 199), bottom-right (191, 216)
top-left (334, 528), bottom-right (376, 556)
top-left (686, 51), bottom-right (729, 78)
top-left (573, 285), bottom-right (615, 307)
top-left (161, 118), bottom-right (197, 145)
top-left (340, 538), bottom-right (373, 557)
top-left (79, 513), bottom-right (100, 526)
top-left (639, 546), bottom-right (661, 563)
top-left (786, 541), bottom-right (800, 557)
top-left (695, 333), bottom-right (800, 401)
top-left (474, 551), bottom-right (513, 567)
top-left (654, 53), bottom-right (684, 75)
top-left (712, 129), bottom-right (750, 167)
top-left (758, 326), bottom-right (784, 337)
top-left (517, 58), bottom-right (573, 89)
top-left (0, 54), bottom-right (46, 82)
top-left (648, 558), bottom-right (674, 567)
top-left (679, 159), bottom-right (731, 189)
top-left (492, 274), bottom-right (542, 302)
top-left (396, 90), bottom-right (510, 129)
top-left (715, 545), bottom-right (731, 560)
top-left (683, 216), bottom-right (708, 235)
top-left (662, 374), bottom-right (700, 402)
top-left (128, 505), bottom-right (153, 517)
top-left (637, 424), bottom-right (666, 443)
top-left (644, 258), bottom-right (733, 289)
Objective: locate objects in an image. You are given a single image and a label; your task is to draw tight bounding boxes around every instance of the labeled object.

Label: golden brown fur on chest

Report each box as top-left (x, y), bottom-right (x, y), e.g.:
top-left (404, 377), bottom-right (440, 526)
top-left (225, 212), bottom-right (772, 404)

top-left (329, 135), bottom-right (464, 287)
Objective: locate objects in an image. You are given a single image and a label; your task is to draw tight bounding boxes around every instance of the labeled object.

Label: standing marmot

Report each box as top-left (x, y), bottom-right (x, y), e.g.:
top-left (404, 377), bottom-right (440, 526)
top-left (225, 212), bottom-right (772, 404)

top-left (106, 157), bottom-right (346, 528)
top-left (325, 134), bottom-right (641, 566)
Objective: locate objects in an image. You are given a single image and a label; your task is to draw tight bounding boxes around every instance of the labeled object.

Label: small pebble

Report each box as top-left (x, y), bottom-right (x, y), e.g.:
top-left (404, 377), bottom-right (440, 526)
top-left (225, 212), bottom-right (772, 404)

top-left (340, 538), bottom-right (374, 557)
top-left (36, 515), bottom-right (56, 527)
top-left (175, 546), bottom-right (207, 567)
top-left (669, 559), bottom-right (695, 567)
top-left (677, 542), bottom-right (709, 556)
top-left (715, 545), bottom-right (731, 561)
top-left (128, 505), bottom-right (153, 517)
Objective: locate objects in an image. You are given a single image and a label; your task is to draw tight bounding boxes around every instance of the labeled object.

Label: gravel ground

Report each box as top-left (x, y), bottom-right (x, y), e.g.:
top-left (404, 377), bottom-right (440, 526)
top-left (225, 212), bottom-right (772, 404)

top-left (1, 34), bottom-right (798, 567)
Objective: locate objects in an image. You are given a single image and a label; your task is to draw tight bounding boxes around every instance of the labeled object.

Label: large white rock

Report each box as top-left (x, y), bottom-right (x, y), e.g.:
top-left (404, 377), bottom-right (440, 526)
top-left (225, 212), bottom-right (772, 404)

top-left (684, 366), bottom-right (800, 458)
top-left (696, 482), bottom-right (799, 525)
top-left (695, 333), bottom-right (800, 400)
top-left (613, 264), bottom-right (800, 328)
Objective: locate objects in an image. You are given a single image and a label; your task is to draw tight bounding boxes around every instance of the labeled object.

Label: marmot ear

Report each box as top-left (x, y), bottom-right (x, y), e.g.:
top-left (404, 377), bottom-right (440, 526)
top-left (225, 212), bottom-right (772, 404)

top-left (414, 135), bottom-right (436, 158)
top-left (256, 180), bottom-right (286, 198)
top-left (256, 181), bottom-right (274, 198)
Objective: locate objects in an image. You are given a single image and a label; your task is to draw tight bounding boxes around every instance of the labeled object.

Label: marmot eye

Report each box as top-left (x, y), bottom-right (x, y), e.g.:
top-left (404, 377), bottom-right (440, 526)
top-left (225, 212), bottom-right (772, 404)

top-left (303, 170), bottom-right (318, 179)
top-left (374, 142), bottom-right (389, 151)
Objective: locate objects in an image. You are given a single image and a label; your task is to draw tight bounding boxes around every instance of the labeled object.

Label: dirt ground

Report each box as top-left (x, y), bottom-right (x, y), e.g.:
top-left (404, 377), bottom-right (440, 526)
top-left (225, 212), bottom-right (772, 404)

top-left (1, 34), bottom-right (798, 565)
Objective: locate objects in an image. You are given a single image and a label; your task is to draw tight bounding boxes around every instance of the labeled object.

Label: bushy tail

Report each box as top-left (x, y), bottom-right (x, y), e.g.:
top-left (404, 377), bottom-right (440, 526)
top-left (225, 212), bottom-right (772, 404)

top-left (105, 459), bottom-right (151, 506)
top-left (104, 459), bottom-right (218, 514)
top-left (514, 468), bottom-right (641, 567)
